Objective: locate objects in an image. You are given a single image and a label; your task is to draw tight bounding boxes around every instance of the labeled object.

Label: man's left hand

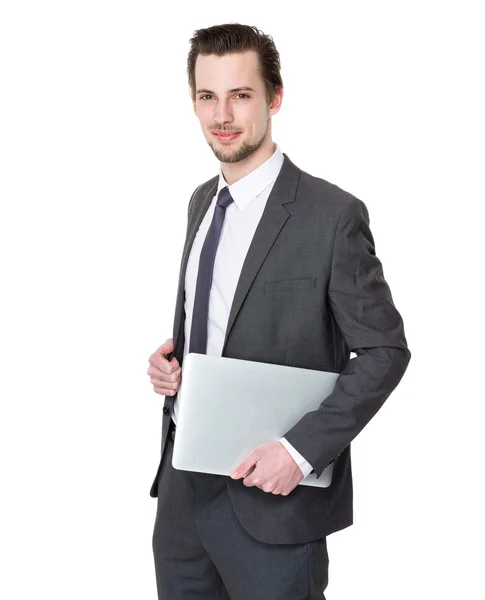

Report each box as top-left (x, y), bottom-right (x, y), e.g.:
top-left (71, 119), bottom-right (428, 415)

top-left (230, 441), bottom-right (304, 496)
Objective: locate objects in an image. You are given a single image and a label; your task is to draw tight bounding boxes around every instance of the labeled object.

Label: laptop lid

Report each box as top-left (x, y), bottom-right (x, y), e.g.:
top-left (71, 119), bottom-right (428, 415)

top-left (171, 353), bottom-right (340, 488)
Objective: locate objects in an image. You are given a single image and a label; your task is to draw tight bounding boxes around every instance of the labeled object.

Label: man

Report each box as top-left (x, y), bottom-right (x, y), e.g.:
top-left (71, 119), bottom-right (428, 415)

top-left (147, 23), bottom-right (411, 599)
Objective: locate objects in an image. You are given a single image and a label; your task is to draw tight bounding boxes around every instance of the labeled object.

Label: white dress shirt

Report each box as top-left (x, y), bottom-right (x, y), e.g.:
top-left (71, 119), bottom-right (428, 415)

top-left (171, 143), bottom-right (313, 479)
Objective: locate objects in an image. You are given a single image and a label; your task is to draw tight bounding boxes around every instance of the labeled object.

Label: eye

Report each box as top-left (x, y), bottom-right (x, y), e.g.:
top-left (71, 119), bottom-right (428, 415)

top-left (199, 94), bottom-right (213, 101)
top-left (235, 93), bottom-right (250, 99)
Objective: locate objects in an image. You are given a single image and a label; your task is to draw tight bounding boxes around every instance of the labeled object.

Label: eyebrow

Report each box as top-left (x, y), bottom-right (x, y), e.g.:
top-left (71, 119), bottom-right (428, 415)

top-left (196, 86), bottom-right (257, 95)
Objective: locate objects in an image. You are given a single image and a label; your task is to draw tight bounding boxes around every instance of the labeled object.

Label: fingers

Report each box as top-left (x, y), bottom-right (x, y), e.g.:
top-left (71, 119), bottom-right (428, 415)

top-left (150, 370), bottom-right (181, 395)
top-left (147, 364), bottom-right (181, 380)
top-left (160, 338), bottom-right (174, 355)
top-left (147, 363), bottom-right (181, 391)
top-left (147, 339), bottom-right (182, 396)
top-left (153, 385), bottom-right (179, 396)
top-left (148, 346), bottom-right (180, 374)
top-left (231, 451), bottom-right (258, 478)
top-left (148, 365), bottom-right (181, 383)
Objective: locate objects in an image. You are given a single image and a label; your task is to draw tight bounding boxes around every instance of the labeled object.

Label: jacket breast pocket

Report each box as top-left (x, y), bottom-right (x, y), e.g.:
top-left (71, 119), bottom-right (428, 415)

top-left (264, 276), bottom-right (317, 294)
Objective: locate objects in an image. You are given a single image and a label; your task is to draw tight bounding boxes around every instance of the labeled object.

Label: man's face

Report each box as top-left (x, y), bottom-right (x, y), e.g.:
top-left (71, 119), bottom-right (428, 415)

top-left (193, 50), bottom-right (280, 164)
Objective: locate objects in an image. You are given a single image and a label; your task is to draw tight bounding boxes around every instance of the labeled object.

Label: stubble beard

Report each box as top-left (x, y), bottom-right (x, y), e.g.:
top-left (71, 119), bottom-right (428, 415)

top-left (207, 124), bottom-right (268, 164)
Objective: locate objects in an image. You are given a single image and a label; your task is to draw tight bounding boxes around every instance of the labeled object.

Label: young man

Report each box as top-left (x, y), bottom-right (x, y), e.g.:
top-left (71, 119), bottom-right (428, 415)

top-left (147, 23), bottom-right (411, 599)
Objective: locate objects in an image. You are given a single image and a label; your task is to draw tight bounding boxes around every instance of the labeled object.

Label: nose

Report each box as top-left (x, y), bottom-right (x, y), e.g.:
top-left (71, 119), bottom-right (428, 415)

top-left (213, 98), bottom-right (234, 125)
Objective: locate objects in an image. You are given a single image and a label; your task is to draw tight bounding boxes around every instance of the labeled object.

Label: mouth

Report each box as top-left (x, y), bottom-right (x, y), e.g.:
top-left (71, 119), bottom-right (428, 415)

top-left (212, 131), bottom-right (242, 142)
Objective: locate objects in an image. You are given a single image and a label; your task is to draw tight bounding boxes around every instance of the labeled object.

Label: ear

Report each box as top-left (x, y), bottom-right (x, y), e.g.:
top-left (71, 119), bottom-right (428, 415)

top-left (269, 87), bottom-right (284, 117)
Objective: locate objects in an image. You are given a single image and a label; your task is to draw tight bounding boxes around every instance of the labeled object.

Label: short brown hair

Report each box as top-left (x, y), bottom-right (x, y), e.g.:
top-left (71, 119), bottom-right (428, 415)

top-left (187, 23), bottom-right (283, 105)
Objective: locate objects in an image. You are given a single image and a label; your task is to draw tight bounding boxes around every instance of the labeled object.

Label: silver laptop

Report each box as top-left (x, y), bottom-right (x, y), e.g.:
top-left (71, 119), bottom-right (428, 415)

top-left (171, 353), bottom-right (340, 488)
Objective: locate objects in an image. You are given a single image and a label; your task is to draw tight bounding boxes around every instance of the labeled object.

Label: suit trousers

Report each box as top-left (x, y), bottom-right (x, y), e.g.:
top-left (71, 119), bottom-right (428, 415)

top-left (152, 420), bottom-right (329, 599)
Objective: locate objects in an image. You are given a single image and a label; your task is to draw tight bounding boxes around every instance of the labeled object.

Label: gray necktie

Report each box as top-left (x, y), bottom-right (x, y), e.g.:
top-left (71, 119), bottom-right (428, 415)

top-left (189, 186), bottom-right (234, 354)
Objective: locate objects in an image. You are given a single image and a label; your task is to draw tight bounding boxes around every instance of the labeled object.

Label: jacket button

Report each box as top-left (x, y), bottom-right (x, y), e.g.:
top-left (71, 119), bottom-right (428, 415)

top-left (163, 407), bottom-right (169, 415)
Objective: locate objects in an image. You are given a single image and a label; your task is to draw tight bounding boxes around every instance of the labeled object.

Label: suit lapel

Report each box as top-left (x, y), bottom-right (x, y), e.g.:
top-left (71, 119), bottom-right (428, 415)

top-left (172, 152), bottom-right (301, 361)
top-left (221, 154), bottom-right (301, 354)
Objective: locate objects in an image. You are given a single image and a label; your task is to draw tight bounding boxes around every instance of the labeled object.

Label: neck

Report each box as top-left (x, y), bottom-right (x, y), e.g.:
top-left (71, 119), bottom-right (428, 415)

top-left (221, 139), bottom-right (276, 185)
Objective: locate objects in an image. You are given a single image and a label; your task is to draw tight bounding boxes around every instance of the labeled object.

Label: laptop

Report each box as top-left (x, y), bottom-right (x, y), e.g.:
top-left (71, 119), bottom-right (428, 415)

top-left (171, 353), bottom-right (340, 488)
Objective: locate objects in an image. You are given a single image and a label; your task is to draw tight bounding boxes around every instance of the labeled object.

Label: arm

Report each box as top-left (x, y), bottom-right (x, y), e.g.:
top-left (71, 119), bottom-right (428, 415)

top-left (283, 197), bottom-right (411, 478)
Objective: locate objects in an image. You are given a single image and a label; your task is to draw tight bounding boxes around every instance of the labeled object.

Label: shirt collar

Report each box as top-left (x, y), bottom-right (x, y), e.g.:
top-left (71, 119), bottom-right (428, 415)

top-left (216, 143), bottom-right (284, 211)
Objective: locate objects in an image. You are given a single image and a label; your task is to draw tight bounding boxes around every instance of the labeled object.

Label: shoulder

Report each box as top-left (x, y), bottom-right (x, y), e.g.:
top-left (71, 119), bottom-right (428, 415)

top-left (301, 169), bottom-right (365, 210)
top-left (296, 167), bottom-right (370, 225)
top-left (187, 175), bottom-right (218, 218)
top-left (193, 174), bottom-right (218, 198)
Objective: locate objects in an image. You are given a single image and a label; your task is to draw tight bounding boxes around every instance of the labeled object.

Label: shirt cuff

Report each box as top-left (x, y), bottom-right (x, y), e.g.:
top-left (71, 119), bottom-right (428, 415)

top-left (279, 437), bottom-right (314, 478)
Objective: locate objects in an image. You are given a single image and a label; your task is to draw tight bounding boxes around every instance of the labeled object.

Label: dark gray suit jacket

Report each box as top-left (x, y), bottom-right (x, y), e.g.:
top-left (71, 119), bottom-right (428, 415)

top-left (149, 153), bottom-right (411, 544)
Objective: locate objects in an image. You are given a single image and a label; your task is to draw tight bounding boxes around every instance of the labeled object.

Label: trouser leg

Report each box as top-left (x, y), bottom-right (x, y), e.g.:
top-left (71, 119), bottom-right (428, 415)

top-left (153, 422), bottom-right (329, 599)
top-left (195, 467), bottom-right (329, 600)
top-left (152, 428), bottom-right (230, 599)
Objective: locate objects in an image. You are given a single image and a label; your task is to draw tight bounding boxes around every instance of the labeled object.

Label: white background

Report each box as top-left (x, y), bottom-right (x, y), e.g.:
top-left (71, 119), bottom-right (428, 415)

top-left (1, 1), bottom-right (483, 598)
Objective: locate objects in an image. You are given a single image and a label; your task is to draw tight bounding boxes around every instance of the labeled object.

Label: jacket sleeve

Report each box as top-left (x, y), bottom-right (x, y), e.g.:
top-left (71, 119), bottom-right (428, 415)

top-left (283, 196), bottom-right (411, 478)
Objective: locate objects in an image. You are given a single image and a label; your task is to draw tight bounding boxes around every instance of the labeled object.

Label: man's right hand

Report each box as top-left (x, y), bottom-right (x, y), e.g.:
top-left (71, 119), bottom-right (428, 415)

top-left (147, 338), bottom-right (182, 396)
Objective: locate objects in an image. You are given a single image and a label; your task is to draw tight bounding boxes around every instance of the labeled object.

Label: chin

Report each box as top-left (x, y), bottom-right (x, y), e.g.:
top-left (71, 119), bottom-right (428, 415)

top-left (208, 140), bottom-right (239, 160)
